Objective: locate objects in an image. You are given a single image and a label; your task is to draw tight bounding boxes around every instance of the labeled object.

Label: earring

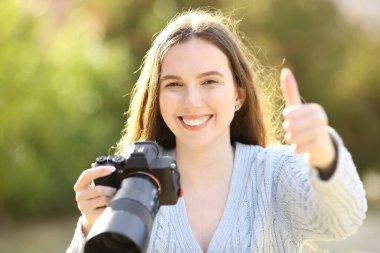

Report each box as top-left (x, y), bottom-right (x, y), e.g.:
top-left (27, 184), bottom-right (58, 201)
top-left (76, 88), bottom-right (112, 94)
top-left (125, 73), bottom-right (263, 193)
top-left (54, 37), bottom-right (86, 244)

top-left (235, 104), bottom-right (240, 111)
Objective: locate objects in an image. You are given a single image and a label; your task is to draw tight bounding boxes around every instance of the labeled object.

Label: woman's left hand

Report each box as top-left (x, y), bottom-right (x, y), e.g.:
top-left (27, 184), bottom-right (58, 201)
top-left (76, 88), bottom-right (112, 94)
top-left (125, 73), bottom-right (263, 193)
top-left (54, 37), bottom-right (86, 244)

top-left (280, 68), bottom-right (336, 173)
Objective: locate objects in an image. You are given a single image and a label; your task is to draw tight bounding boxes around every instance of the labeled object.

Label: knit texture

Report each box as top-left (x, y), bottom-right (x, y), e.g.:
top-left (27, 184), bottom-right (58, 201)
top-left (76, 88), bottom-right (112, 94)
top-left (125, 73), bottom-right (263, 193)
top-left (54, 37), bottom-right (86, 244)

top-left (66, 129), bottom-right (367, 253)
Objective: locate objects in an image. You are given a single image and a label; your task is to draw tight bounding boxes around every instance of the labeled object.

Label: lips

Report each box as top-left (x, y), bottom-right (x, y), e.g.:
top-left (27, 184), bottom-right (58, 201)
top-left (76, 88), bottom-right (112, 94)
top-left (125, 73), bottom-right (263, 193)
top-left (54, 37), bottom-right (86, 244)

top-left (178, 115), bottom-right (212, 128)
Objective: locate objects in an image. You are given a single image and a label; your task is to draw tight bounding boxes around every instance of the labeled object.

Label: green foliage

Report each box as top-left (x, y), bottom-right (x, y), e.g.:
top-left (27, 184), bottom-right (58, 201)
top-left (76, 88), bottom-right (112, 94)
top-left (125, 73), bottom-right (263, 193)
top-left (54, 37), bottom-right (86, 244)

top-left (230, 0), bottom-right (380, 172)
top-left (217, 0), bottom-right (380, 173)
top-left (0, 1), bottom-right (130, 219)
top-left (0, 0), bottom-right (379, 220)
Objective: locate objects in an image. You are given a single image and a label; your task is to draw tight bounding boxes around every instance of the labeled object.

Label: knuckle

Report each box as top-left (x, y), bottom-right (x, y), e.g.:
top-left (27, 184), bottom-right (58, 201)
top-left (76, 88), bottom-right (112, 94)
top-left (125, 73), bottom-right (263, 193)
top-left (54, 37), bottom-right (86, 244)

top-left (310, 103), bottom-right (322, 111)
top-left (77, 202), bottom-right (84, 212)
top-left (101, 196), bottom-right (109, 204)
top-left (73, 181), bottom-right (82, 192)
top-left (313, 104), bottom-right (327, 118)
top-left (282, 120), bottom-right (290, 130)
top-left (73, 171), bottom-right (88, 191)
top-left (75, 192), bottom-right (81, 202)
top-left (94, 186), bottom-right (105, 195)
top-left (81, 169), bottom-right (92, 179)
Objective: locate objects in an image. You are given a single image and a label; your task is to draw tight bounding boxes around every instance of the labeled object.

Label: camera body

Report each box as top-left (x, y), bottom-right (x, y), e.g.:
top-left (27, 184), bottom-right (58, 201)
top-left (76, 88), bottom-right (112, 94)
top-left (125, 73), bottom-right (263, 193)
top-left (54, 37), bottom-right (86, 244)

top-left (93, 141), bottom-right (181, 205)
top-left (85, 141), bottom-right (182, 253)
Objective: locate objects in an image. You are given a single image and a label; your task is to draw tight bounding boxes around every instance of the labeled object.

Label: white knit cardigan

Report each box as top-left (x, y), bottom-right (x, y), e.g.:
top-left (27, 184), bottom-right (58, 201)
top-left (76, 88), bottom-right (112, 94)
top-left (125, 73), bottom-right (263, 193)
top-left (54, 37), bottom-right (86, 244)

top-left (66, 129), bottom-right (367, 253)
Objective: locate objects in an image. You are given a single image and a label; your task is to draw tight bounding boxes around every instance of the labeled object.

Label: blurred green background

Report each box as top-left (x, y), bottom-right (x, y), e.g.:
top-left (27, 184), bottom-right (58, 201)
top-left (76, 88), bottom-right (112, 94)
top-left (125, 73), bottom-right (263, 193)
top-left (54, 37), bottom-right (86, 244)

top-left (0, 0), bottom-right (379, 252)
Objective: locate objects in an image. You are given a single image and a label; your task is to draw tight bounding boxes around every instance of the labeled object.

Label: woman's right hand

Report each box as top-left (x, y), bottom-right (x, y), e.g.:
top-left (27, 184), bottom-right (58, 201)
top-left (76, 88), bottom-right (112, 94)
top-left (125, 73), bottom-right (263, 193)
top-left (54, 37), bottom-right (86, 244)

top-left (73, 166), bottom-right (117, 236)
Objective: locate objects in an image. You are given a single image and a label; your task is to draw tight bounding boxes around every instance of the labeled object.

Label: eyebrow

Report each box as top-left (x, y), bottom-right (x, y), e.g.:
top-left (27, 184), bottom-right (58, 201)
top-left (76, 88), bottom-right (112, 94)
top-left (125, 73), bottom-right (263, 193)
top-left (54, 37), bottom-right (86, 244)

top-left (159, 71), bottom-right (225, 82)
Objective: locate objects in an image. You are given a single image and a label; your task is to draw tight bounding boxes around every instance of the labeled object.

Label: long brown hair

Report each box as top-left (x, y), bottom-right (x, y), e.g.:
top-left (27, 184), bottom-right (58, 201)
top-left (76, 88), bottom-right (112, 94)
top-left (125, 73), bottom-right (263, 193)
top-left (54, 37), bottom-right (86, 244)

top-left (117, 8), bottom-right (281, 156)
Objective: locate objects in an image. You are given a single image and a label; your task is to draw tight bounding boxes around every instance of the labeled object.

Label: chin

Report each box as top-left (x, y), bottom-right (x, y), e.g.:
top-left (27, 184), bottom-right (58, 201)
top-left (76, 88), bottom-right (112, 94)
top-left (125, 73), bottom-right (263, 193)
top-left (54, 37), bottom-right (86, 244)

top-left (176, 136), bottom-right (212, 150)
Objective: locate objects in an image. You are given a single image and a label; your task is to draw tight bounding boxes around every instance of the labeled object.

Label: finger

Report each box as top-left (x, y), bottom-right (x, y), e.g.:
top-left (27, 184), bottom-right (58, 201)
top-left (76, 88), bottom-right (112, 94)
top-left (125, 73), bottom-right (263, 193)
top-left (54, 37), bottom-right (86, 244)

top-left (82, 207), bottom-right (107, 227)
top-left (283, 103), bottom-right (326, 120)
top-left (293, 139), bottom-right (323, 155)
top-left (89, 196), bottom-right (113, 209)
top-left (280, 68), bottom-right (302, 107)
top-left (76, 186), bottom-right (117, 202)
top-left (74, 166), bottom-right (115, 192)
top-left (285, 126), bottom-right (324, 146)
top-left (77, 195), bottom-right (113, 212)
top-left (293, 141), bottom-right (317, 155)
top-left (86, 207), bottom-right (106, 221)
top-left (97, 186), bottom-right (117, 198)
top-left (81, 207), bottom-right (106, 234)
top-left (283, 114), bottom-right (326, 133)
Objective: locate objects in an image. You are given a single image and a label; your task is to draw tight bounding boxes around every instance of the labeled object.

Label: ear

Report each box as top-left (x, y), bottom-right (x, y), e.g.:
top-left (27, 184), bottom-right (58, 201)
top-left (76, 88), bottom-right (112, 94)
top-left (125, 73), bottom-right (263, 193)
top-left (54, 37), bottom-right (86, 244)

top-left (235, 86), bottom-right (246, 105)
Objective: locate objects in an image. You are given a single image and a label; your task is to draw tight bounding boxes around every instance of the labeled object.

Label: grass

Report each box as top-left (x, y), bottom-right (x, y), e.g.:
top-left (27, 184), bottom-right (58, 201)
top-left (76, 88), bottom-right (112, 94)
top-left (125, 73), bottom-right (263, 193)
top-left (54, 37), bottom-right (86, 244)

top-left (0, 215), bottom-right (77, 253)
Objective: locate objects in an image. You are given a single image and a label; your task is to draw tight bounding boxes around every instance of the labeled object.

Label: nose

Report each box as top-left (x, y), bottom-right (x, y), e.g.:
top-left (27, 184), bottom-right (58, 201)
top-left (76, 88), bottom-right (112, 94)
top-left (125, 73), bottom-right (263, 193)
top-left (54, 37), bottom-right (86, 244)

top-left (183, 85), bottom-right (203, 109)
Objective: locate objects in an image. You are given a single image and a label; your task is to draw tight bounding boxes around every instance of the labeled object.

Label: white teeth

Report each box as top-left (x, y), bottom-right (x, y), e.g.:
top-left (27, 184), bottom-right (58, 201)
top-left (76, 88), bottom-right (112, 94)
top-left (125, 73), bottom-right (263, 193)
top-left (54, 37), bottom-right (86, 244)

top-left (182, 116), bottom-right (210, 126)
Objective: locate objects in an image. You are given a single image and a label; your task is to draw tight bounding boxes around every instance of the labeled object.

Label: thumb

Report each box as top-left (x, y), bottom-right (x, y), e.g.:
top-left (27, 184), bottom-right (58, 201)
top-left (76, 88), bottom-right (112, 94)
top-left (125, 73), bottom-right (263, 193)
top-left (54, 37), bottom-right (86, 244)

top-left (280, 68), bottom-right (302, 107)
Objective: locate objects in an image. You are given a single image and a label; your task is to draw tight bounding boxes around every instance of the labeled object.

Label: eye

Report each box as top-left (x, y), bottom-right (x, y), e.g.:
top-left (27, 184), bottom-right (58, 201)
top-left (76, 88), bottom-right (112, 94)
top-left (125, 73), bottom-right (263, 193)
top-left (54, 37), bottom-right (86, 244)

top-left (165, 82), bottom-right (182, 88)
top-left (202, 79), bottom-right (218, 85)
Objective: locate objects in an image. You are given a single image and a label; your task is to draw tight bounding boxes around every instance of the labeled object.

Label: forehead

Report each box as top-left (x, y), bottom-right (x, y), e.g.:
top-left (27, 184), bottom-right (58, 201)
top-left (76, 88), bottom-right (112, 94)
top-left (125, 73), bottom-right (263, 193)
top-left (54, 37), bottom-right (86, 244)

top-left (160, 37), bottom-right (231, 76)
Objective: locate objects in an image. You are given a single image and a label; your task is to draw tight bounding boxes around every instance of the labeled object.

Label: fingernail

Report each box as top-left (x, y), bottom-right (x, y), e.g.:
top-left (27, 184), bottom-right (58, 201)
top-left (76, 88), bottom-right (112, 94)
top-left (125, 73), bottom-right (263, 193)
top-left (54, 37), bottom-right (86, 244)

top-left (280, 68), bottom-right (289, 83)
top-left (283, 108), bottom-right (290, 116)
top-left (284, 132), bottom-right (292, 141)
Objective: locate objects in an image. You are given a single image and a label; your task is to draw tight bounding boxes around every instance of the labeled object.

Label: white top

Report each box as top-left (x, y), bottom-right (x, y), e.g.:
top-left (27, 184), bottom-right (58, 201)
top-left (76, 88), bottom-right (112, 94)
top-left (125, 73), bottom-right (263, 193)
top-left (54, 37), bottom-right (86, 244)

top-left (66, 129), bottom-right (367, 253)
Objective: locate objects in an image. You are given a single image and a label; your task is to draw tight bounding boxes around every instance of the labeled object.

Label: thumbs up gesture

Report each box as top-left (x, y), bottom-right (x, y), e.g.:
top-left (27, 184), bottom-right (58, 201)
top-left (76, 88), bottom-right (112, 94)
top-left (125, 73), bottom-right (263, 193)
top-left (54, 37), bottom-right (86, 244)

top-left (280, 68), bottom-right (336, 173)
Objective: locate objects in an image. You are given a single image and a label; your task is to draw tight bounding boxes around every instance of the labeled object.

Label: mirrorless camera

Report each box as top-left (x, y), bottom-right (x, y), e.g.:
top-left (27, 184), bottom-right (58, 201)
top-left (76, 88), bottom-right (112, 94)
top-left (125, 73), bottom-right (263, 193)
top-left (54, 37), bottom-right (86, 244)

top-left (84, 141), bottom-right (181, 253)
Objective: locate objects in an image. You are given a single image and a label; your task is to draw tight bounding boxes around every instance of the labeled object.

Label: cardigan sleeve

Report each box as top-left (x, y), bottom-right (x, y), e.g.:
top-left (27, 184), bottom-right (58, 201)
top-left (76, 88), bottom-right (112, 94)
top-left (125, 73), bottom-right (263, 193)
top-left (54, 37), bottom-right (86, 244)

top-left (275, 127), bottom-right (367, 242)
top-left (65, 216), bottom-right (86, 253)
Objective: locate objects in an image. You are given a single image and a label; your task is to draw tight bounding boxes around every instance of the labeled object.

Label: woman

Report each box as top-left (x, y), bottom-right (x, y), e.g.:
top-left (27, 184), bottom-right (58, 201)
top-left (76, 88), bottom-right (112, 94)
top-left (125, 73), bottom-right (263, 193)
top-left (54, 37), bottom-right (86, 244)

top-left (67, 9), bottom-right (367, 253)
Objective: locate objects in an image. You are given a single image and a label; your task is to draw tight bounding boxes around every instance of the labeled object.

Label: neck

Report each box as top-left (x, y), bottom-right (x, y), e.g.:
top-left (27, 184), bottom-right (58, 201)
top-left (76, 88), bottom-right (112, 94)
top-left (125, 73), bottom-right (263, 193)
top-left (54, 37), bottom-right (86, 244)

top-left (175, 138), bottom-right (235, 189)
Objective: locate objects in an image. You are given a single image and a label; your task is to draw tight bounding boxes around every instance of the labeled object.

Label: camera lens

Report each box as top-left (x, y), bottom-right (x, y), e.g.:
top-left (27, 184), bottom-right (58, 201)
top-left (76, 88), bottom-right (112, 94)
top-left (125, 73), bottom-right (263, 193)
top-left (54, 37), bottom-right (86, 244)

top-left (86, 232), bottom-right (139, 253)
top-left (85, 176), bottom-right (159, 253)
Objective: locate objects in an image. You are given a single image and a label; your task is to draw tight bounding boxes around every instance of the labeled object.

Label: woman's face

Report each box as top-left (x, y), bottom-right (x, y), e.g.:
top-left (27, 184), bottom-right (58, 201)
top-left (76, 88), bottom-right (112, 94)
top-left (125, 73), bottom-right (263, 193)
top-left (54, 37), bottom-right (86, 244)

top-left (159, 37), bottom-right (244, 150)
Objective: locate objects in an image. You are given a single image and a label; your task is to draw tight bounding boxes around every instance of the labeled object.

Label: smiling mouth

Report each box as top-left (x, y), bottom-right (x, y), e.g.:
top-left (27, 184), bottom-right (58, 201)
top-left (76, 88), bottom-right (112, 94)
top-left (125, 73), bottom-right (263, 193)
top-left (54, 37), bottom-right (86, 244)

top-left (179, 115), bottom-right (212, 127)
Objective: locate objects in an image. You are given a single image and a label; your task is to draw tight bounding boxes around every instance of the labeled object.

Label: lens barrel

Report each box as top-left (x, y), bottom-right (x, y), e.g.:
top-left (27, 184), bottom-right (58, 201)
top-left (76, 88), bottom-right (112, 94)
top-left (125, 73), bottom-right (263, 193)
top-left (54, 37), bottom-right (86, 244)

top-left (84, 176), bottom-right (159, 253)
